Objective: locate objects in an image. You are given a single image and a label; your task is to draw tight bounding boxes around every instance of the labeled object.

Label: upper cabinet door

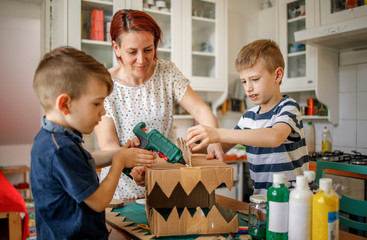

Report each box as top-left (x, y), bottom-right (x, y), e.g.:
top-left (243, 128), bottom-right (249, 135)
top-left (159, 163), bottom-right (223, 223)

top-left (182, 0), bottom-right (226, 92)
top-left (320, 0), bottom-right (367, 26)
top-left (279, 0), bottom-right (316, 93)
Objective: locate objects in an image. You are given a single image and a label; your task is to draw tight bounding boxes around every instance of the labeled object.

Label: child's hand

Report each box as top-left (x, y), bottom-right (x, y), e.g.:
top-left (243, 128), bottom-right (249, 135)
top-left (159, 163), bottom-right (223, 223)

top-left (130, 166), bottom-right (146, 186)
top-left (114, 140), bottom-right (157, 168)
top-left (186, 125), bottom-right (220, 152)
top-left (206, 143), bottom-right (225, 161)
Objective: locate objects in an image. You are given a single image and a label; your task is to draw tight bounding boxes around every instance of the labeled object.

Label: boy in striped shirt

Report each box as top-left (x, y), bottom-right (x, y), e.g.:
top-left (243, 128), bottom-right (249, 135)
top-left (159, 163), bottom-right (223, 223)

top-left (186, 39), bottom-right (309, 195)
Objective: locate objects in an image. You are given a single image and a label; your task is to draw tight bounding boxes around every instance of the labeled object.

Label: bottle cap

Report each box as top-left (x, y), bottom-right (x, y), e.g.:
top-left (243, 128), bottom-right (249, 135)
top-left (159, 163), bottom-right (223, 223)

top-left (303, 170), bottom-right (315, 182)
top-left (249, 194), bottom-right (267, 204)
top-left (273, 173), bottom-right (286, 186)
top-left (319, 178), bottom-right (332, 192)
top-left (296, 175), bottom-right (308, 189)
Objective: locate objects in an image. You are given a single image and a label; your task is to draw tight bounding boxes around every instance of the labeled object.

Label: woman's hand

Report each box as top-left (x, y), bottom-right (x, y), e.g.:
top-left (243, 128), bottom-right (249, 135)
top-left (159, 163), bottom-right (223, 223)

top-left (130, 166), bottom-right (146, 186)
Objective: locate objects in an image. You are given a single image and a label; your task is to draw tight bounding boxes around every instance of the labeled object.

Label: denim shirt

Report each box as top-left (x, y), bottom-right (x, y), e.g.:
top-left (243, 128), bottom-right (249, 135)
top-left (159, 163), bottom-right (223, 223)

top-left (30, 117), bottom-right (108, 240)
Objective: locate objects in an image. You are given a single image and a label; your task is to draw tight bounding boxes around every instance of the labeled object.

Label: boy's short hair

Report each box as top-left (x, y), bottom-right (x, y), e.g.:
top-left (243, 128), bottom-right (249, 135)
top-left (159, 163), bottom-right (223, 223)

top-left (235, 39), bottom-right (285, 73)
top-left (33, 46), bottom-right (113, 112)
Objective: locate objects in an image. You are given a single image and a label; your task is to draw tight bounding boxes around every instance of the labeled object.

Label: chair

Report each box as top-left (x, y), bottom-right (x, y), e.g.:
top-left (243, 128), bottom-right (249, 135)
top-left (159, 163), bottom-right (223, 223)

top-left (315, 160), bottom-right (367, 237)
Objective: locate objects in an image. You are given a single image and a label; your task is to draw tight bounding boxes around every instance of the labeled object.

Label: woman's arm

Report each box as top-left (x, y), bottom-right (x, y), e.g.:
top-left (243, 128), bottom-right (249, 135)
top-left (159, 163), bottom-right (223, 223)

top-left (94, 116), bottom-right (120, 150)
top-left (179, 86), bottom-right (225, 161)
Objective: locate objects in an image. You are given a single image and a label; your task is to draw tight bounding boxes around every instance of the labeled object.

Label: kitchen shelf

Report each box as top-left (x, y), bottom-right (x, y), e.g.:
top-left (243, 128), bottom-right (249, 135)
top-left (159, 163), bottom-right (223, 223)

top-left (157, 47), bottom-right (171, 53)
top-left (192, 16), bottom-right (216, 23)
top-left (288, 15), bottom-right (306, 23)
top-left (288, 51), bottom-right (306, 57)
top-left (144, 8), bottom-right (171, 16)
top-left (192, 51), bottom-right (215, 57)
top-left (82, 0), bottom-right (113, 12)
top-left (81, 39), bottom-right (112, 46)
top-left (302, 115), bottom-right (328, 120)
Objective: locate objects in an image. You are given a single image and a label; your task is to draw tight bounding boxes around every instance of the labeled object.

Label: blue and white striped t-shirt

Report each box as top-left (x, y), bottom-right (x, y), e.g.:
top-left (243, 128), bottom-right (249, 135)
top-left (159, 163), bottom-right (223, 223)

top-left (235, 95), bottom-right (309, 195)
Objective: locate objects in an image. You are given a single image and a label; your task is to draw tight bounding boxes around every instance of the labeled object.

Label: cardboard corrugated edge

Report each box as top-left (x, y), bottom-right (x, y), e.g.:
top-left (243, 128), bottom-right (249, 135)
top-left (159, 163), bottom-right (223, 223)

top-left (146, 156), bottom-right (234, 197)
top-left (148, 205), bottom-right (239, 237)
top-left (105, 207), bottom-right (153, 240)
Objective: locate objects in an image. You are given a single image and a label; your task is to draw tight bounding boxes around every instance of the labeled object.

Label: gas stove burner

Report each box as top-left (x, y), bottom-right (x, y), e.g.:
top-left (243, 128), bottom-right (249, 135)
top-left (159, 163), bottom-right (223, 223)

top-left (350, 151), bottom-right (367, 165)
top-left (350, 159), bottom-right (367, 165)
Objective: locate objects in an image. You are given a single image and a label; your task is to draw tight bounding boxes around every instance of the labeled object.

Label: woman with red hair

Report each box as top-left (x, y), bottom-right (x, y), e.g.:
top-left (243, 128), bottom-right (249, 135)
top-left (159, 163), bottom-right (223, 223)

top-left (95, 9), bottom-right (224, 200)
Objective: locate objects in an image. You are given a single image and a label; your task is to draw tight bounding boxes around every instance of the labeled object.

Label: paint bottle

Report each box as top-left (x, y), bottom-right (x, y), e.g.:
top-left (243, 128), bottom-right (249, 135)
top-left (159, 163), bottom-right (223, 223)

top-left (303, 170), bottom-right (319, 194)
top-left (288, 176), bottom-right (313, 240)
top-left (312, 178), bottom-right (339, 240)
top-left (266, 173), bottom-right (289, 240)
top-left (321, 126), bottom-right (332, 153)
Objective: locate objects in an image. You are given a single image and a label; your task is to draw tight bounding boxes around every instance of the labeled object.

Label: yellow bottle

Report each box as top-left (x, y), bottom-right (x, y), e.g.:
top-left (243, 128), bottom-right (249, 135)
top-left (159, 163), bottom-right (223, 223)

top-left (321, 126), bottom-right (332, 153)
top-left (312, 178), bottom-right (339, 240)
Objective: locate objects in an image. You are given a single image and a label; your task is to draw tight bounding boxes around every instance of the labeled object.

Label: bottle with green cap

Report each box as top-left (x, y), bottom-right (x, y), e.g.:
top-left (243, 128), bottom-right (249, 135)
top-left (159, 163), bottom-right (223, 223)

top-left (266, 173), bottom-right (290, 240)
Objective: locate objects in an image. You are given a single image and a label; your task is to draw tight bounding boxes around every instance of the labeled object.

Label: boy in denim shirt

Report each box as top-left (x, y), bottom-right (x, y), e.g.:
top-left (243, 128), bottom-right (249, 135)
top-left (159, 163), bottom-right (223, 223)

top-left (31, 46), bottom-right (156, 239)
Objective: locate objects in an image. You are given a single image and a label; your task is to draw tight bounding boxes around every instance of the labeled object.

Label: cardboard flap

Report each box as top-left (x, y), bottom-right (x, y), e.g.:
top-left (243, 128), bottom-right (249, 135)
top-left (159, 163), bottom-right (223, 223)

top-left (147, 168), bottom-right (178, 197)
top-left (147, 155), bottom-right (234, 197)
top-left (179, 167), bottom-right (202, 195)
top-left (149, 205), bottom-right (239, 236)
top-left (201, 168), bottom-right (234, 193)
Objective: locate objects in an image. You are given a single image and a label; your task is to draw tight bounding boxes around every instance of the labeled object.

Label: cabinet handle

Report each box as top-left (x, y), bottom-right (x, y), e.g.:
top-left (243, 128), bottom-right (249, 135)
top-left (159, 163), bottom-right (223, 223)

top-left (307, 80), bottom-right (313, 84)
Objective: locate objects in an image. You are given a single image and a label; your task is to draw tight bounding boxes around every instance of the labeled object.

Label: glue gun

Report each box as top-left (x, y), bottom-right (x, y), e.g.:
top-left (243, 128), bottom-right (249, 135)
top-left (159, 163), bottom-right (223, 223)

top-left (133, 122), bottom-right (188, 166)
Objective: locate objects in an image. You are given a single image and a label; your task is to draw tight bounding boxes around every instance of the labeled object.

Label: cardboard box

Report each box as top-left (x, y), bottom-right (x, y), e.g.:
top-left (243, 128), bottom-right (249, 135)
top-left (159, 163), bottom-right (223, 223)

top-left (145, 154), bottom-right (238, 237)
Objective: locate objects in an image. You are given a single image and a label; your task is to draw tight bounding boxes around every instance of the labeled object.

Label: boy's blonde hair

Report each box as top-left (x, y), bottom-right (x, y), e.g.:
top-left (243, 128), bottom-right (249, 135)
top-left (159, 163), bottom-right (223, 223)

top-left (33, 46), bottom-right (113, 112)
top-left (235, 39), bottom-right (285, 73)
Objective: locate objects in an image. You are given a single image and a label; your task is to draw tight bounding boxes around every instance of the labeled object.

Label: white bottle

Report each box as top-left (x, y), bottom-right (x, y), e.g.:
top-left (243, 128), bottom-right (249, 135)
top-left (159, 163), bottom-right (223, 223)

top-left (321, 126), bottom-right (332, 153)
top-left (303, 170), bottom-right (319, 194)
top-left (305, 120), bottom-right (315, 153)
top-left (288, 175), bottom-right (313, 240)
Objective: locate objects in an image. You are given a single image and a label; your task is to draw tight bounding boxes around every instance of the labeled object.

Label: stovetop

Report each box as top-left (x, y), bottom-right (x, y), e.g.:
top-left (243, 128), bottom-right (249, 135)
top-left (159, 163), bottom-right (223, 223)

top-left (309, 150), bottom-right (367, 165)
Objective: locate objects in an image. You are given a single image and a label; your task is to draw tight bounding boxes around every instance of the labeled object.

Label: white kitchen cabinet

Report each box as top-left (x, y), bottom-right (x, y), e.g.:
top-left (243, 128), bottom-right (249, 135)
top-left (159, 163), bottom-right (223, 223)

top-left (320, 0), bottom-right (367, 26)
top-left (278, 0), bottom-right (339, 125)
top-left (278, 0), bottom-right (315, 92)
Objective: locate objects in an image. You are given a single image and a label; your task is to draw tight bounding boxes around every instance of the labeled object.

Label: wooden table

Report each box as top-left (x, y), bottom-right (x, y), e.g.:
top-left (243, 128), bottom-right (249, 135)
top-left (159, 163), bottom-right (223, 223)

top-left (106, 195), bottom-right (365, 240)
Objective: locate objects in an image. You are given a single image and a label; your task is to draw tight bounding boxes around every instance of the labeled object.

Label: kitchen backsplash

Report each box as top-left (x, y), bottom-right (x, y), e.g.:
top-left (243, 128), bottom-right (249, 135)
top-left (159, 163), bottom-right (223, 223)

top-left (304, 62), bottom-right (367, 155)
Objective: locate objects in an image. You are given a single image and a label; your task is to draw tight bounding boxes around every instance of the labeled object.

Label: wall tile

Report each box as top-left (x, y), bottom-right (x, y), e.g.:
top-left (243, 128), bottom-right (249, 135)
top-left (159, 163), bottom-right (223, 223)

top-left (356, 63), bottom-right (367, 92)
top-left (339, 92), bottom-right (356, 119)
top-left (357, 120), bottom-right (367, 149)
top-left (339, 65), bottom-right (356, 93)
top-left (357, 92), bottom-right (367, 120)
top-left (333, 119), bottom-right (356, 147)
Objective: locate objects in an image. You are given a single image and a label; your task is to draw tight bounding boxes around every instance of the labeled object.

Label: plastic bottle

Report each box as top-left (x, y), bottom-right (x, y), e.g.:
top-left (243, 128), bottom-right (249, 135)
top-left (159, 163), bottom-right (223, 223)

top-left (321, 126), bottom-right (332, 153)
top-left (248, 195), bottom-right (267, 240)
top-left (312, 178), bottom-right (339, 240)
top-left (303, 170), bottom-right (319, 194)
top-left (288, 176), bottom-right (313, 240)
top-left (266, 173), bottom-right (290, 240)
top-left (305, 120), bottom-right (315, 153)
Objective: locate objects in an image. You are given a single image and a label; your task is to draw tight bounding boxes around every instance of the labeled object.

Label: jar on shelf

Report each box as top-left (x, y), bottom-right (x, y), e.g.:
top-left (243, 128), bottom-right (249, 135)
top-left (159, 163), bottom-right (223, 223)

top-left (248, 194), bottom-right (267, 240)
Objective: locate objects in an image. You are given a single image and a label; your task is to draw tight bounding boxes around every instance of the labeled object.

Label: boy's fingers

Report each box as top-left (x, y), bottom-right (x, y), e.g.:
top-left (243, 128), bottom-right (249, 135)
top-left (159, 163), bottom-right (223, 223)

top-left (123, 140), bottom-right (131, 148)
top-left (132, 138), bottom-right (140, 147)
